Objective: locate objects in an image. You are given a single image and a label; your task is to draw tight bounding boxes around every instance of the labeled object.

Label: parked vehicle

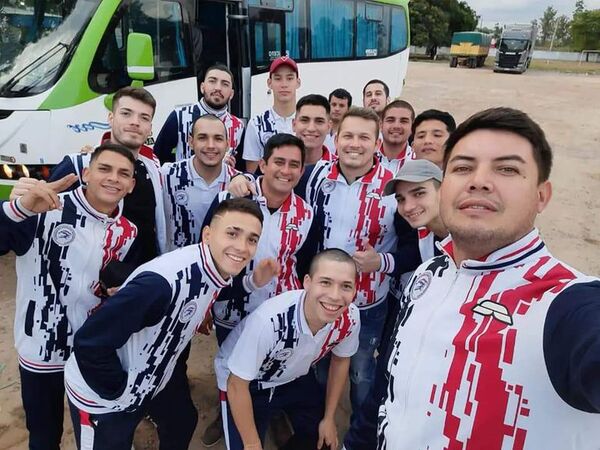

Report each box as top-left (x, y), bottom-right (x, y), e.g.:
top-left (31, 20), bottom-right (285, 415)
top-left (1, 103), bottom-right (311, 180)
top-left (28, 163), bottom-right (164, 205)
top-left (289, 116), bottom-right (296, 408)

top-left (494, 24), bottom-right (538, 73)
top-left (449, 32), bottom-right (492, 69)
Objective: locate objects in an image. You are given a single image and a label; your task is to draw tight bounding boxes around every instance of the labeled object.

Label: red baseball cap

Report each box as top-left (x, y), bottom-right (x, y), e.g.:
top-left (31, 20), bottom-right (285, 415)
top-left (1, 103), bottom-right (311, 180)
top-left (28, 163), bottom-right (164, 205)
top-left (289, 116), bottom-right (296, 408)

top-left (269, 56), bottom-right (298, 75)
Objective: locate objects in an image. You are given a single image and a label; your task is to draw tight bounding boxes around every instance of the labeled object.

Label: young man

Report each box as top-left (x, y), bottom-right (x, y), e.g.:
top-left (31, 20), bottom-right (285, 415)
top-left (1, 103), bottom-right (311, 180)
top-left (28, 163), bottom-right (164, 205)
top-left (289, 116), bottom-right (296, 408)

top-left (411, 109), bottom-right (456, 168)
top-left (293, 94), bottom-right (335, 165)
top-left (9, 86), bottom-right (168, 260)
top-left (378, 107), bottom-right (600, 449)
top-left (362, 79), bottom-right (389, 118)
top-left (200, 133), bottom-right (313, 446)
top-left (154, 64), bottom-right (245, 164)
top-left (161, 114), bottom-right (239, 251)
top-left (0, 144), bottom-right (138, 450)
top-left (326, 88), bottom-right (352, 151)
top-left (216, 249), bottom-right (361, 450)
top-left (378, 100), bottom-right (415, 173)
top-left (64, 198), bottom-right (264, 450)
top-left (243, 56), bottom-right (301, 174)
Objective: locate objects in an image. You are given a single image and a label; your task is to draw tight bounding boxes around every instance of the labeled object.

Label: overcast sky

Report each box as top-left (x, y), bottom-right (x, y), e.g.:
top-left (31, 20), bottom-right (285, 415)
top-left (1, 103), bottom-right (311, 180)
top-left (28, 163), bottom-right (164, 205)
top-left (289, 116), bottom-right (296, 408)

top-left (468, 0), bottom-right (600, 27)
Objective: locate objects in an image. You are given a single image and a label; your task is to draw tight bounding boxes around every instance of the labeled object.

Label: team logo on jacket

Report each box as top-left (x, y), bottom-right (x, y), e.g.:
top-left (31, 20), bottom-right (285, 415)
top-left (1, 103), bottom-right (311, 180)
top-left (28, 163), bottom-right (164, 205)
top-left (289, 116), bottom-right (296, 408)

top-left (174, 190), bottom-right (189, 206)
top-left (274, 348), bottom-right (293, 361)
top-left (179, 300), bottom-right (198, 323)
top-left (410, 271), bottom-right (432, 300)
top-left (321, 180), bottom-right (336, 194)
top-left (285, 223), bottom-right (299, 231)
top-left (51, 224), bottom-right (76, 246)
top-left (366, 192), bottom-right (381, 200)
top-left (472, 300), bottom-right (513, 325)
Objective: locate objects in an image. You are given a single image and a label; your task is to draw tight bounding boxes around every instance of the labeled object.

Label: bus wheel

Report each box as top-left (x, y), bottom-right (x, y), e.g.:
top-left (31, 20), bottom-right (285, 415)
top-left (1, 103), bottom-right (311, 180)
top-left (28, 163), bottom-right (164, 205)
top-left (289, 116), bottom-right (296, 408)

top-left (450, 57), bottom-right (458, 68)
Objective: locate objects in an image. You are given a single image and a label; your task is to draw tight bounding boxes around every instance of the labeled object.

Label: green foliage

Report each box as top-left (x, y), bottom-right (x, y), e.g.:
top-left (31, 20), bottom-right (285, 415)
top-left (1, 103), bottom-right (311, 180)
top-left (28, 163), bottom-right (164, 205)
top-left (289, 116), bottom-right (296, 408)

top-left (539, 6), bottom-right (558, 45)
top-left (571, 9), bottom-right (600, 51)
top-left (574, 0), bottom-right (585, 14)
top-left (410, 0), bottom-right (478, 47)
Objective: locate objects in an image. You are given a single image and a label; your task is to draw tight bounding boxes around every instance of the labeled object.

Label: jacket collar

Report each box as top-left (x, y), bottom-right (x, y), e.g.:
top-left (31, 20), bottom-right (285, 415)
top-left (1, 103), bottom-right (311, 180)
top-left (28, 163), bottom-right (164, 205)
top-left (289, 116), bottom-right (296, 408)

top-left (71, 186), bottom-right (123, 224)
top-left (198, 242), bottom-right (231, 289)
top-left (437, 228), bottom-right (547, 271)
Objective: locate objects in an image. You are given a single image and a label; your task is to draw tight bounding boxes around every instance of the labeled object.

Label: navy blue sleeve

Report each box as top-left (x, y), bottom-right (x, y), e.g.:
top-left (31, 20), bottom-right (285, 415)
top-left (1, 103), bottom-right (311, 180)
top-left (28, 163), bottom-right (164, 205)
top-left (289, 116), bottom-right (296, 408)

top-left (99, 235), bottom-right (144, 289)
top-left (73, 271), bottom-right (172, 400)
top-left (390, 228), bottom-right (421, 278)
top-left (295, 215), bottom-right (320, 280)
top-left (294, 164), bottom-right (314, 200)
top-left (49, 156), bottom-right (80, 191)
top-left (153, 110), bottom-right (179, 164)
top-left (0, 202), bottom-right (37, 256)
top-left (544, 280), bottom-right (600, 413)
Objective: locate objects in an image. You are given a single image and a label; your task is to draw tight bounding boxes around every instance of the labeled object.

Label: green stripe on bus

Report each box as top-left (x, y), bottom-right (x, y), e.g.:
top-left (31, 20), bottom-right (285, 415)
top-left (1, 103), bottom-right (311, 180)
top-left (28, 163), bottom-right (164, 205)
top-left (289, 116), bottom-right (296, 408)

top-left (0, 184), bottom-right (13, 201)
top-left (40, 0), bottom-right (121, 110)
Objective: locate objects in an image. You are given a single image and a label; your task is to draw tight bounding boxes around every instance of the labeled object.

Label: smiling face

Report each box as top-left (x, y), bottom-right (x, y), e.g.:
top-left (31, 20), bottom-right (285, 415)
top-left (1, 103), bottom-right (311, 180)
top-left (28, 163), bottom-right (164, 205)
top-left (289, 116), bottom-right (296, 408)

top-left (382, 106), bottom-right (413, 147)
top-left (363, 82), bottom-right (388, 113)
top-left (267, 66), bottom-right (300, 103)
top-left (336, 116), bottom-right (378, 174)
top-left (82, 150), bottom-right (135, 214)
top-left (188, 117), bottom-right (229, 168)
top-left (412, 119), bottom-right (451, 167)
top-left (201, 68), bottom-right (234, 109)
top-left (202, 210), bottom-right (262, 278)
top-left (293, 104), bottom-right (331, 152)
top-left (303, 259), bottom-right (357, 328)
top-left (259, 144), bottom-right (304, 197)
top-left (394, 180), bottom-right (440, 229)
top-left (440, 129), bottom-right (552, 260)
top-left (109, 96), bottom-right (154, 151)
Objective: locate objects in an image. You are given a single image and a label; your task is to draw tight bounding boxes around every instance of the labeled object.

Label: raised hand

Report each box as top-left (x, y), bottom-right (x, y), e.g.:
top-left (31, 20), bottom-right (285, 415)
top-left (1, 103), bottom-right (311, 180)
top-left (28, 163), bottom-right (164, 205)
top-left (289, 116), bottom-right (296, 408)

top-left (353, 241), bottom-right (381, 273)
top-left (18, 174), bottom-right (79, 213)
top-left (228, 175), bottom-right (257, 198)
top-left (252, 258), bottom-right (281, 288)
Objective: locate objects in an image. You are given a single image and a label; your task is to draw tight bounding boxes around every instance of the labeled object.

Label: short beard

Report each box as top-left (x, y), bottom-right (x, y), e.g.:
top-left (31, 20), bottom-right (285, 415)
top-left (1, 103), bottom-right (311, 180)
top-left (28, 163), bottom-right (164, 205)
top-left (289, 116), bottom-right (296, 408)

top-left (204, 97), bottom-right (227, 110)
top-left (449, 226), bottom-right (518, 260)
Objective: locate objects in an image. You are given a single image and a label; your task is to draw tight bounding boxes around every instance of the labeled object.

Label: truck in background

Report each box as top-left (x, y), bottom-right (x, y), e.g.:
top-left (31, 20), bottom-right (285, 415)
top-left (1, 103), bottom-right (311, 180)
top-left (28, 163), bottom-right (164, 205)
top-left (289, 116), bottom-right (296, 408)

top-left (449, 32), bottom-right (492, 69)
top-left (494, 24), bottom-right (538, 73)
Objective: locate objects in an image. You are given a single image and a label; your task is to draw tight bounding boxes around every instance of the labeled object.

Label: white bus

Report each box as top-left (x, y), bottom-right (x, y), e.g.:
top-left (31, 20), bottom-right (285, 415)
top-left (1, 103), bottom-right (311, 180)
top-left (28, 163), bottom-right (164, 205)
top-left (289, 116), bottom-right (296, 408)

top-left (0, 0), bottom-right (410, 197)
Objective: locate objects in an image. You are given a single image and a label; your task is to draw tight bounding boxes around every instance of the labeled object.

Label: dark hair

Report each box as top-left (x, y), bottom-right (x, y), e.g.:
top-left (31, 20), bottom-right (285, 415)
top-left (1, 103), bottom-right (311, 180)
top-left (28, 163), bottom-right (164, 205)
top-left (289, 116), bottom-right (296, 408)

top-left (338, 107), bottom-right (380, 139)
top-left (329, 88), bottom-right (353, 106)
top-left (210, 198), bottom-right (264, 226)
top-left (204, 64), bottom-right (235, 88)
top-left (90, 143), bottom-right (136, 170)
top-left (190, 113), bottom-right (227, 137)
top-left (309, 248), bottom-right (357, 276)
top-left (362, 79), bottom-right (390, 98)
top-left (444, 107), bottom-right (553, 183)
top-left (382, 100), bottom-right (415, 122)
top-left (412, 109), bottom-right (456, 135)
top-left (263, 133), bottom-right (306, 167)
top-left (113, 86), bottom-right (156, 116)
top-left (296, 94), bottom-right (330, 115)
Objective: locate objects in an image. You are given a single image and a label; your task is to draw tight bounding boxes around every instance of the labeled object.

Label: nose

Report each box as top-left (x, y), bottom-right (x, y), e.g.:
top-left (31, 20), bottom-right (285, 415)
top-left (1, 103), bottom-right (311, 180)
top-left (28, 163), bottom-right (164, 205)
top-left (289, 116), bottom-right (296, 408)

top-left (467, 166), bottom-right (493, 192)
top-left (401, 196), bottom-right (417, 214)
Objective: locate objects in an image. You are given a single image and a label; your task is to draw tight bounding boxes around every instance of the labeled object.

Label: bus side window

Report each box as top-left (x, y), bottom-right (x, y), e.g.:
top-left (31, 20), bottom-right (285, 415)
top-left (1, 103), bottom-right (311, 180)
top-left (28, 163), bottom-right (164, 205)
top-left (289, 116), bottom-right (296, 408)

top-left (89, 0), bottom-right (193, 93)
top-left (390, 6), bottom-right (408, 53)
top-left (309, 0), bottom-right (354, 59)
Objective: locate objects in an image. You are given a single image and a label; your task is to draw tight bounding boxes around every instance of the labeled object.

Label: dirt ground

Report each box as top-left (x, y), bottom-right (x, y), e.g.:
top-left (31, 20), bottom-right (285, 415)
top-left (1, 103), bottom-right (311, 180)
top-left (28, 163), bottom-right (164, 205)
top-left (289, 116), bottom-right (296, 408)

top-left (1, 61), bottom-right (599, 449)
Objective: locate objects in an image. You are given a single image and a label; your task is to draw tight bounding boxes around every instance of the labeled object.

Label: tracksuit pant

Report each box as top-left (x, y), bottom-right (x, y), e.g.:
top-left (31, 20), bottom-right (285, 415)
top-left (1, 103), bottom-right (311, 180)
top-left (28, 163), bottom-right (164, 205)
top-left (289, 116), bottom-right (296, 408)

top-left (221, 371), bottom-right (327, 450)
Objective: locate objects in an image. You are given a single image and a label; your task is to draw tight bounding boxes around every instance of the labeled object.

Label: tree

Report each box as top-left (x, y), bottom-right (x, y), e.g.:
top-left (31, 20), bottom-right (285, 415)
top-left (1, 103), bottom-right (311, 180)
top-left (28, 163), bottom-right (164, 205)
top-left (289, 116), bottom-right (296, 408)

top-left (409, 0), bottom-right (449, 48)
top-left (574, 0), bottom-right (586, 14)
top-left (554, 15), bottom-right (571, 46)
top-left (539, 6), bottom-right (558, 45)
top-left (571, 9), bottom-right (600, 51)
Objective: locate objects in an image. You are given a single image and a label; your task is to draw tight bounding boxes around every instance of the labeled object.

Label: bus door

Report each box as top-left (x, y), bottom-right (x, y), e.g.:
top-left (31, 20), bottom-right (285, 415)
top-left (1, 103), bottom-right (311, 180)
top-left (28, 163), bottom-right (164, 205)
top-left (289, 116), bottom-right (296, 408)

top-left (195, 0), bottom-right (249, 118)
top-left (247, 6), bottom-right (286, 74)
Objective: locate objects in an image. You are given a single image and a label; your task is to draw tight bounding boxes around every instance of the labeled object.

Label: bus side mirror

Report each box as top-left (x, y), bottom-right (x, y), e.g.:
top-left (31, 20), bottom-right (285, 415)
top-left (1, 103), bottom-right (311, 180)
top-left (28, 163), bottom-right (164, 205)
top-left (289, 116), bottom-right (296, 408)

top-left (104, 33), bottom-right (155, 110)
top-left (127, 32), bottom-right (155, 82)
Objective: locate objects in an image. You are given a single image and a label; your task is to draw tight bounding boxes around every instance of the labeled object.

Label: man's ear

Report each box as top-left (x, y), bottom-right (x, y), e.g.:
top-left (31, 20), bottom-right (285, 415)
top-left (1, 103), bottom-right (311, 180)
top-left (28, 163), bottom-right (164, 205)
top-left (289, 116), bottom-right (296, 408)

top-left (81, 167), bottom-right (90, 185)
top-left (536, 180), bottom-right (552, 214)
top-left (303, 273), bottom-right (311, 290)
top-left (201, 224), bottom-right (211, 244)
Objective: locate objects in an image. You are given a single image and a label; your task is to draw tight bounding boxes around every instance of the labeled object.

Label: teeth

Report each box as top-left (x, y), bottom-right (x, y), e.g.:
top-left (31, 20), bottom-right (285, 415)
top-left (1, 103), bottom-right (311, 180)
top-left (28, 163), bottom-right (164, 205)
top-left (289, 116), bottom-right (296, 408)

top-left (321, 302), bottom-right (341, 312)
top-left (226, 254), bottom-right (243, 262)
top-left (468, 205), bottom-right (488, 210)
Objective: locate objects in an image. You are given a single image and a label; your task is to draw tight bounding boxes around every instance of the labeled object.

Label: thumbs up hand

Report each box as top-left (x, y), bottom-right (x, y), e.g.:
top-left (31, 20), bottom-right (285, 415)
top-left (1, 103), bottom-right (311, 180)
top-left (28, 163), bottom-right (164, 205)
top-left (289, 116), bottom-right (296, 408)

top-left (353, 240), bottom-right (381, 273)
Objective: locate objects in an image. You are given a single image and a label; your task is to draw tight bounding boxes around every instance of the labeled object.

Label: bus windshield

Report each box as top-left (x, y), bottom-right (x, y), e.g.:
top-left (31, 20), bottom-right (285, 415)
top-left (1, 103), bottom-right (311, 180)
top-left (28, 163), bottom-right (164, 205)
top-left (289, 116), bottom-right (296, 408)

top-left (499, 39), bottom-right (528, 52)
top-left (0, 0), bottom-right (100, 97)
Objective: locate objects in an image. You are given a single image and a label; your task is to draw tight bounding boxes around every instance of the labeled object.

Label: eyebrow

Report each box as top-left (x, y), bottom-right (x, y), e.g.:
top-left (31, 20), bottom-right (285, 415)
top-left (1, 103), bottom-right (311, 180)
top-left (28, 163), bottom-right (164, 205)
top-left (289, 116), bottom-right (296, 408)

top-left (408, 185), bottom-right (427, 194)
top-left (448, 154), bottom-right (527, 164)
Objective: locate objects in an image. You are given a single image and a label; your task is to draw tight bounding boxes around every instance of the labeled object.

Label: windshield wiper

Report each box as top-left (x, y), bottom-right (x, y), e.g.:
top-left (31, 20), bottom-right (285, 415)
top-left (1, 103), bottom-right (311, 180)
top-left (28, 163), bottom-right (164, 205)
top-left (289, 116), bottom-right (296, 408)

top-left (0, 42), bottom-right (69, 96)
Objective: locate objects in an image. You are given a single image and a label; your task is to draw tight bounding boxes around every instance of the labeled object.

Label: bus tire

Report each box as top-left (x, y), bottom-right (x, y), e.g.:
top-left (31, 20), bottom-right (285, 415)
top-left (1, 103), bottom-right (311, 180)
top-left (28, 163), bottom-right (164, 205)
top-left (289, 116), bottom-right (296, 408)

top-left (469, 58), bottom-right (476, 68)
top-left (450, 57), bottom-right (458, 68)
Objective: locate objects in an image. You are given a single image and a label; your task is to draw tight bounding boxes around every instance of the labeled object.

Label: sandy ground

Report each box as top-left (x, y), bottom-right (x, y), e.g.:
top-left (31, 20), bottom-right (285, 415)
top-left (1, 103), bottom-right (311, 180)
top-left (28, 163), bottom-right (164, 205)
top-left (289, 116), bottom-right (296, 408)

top-left (1, 61), bottom-right (599, 449)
